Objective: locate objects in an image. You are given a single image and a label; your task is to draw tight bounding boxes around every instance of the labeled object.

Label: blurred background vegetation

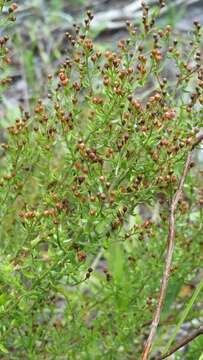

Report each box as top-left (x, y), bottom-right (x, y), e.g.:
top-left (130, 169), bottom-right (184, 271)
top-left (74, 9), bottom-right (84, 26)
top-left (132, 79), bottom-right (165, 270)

top-left (1, 0), bottom-right (202, 127)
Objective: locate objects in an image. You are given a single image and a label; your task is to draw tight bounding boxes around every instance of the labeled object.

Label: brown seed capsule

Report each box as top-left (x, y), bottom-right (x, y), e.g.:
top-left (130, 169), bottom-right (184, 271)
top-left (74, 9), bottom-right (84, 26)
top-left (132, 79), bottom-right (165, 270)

top-left (131, 99), bottom-right (141, 110)
top-left (72, 81), bottom-right (81, 91)
top-left (164, 110), bottom-right (176, 120)
top-left (87, 10), bottom-right (94, 20)
top-left (100, 193), bottom-right (106, 200)
top-left (91, 54), bottom-right (97, 62)
top-left (92, 97), bottom-right (103, 105)
top-left (99, 175), bottom-right (105, 182)
top-left (61, 78), bottom-right (69, 86)
top-left (82, 167), bottom-right (88, 175)
top-left (85, 272), bottom-right (91, 279)
top-left (90, 195), bottom-right (96, 202)
top-left (3, 174), bottom-right (13, 181)
top-left (154, 93), bottom-right (162, 101)
top-left (161, 139), bottom-right (169, 146)
top-left (103, 78), bottom-right (110, 86)
top-left (106, 273), bottom-right (111, 281)
top-left (1, 143), bottom-right (9, 150)
top-left (10, 3), bottom-right (18, 11)
top-left (77, 250), bottom-right (87, 262)
top-left (43, 209), bottom-right (56, 217)
top-left (78, 142), bottom-right (85, 150)
top-left (89, 209), bottom-right (96, 216)
top-left (114, 87), bottom-right (123, 96)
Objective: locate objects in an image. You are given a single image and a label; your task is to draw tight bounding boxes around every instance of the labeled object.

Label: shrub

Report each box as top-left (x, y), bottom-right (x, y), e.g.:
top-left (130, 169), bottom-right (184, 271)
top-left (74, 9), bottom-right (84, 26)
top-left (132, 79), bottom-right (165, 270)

top-left (0, 1), bottom-right (202, 359)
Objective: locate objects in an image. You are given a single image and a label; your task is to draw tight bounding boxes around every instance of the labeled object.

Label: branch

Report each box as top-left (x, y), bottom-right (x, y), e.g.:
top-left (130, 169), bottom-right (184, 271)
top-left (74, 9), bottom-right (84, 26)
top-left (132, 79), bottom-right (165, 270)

top-left (155, 325), bottom-right (203, 360)
top-left (141, 134), bottom-right (203, 360)
top-left (192, 133), bottom-right (203, 149)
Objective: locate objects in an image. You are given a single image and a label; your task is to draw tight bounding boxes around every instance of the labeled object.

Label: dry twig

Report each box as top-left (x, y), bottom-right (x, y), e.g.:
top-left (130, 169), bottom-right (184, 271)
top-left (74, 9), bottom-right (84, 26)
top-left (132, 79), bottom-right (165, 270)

top-left (141, 134), bottom-right (203, 360)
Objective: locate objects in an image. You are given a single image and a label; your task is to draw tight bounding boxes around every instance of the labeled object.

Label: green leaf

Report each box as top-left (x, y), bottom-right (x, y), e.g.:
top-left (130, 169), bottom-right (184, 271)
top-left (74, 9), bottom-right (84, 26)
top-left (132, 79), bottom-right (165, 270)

top-left (107, 243), bottom-right (125, 284)
top-left (31, 236), bottom-right (42, 248)
top-left (0, 293), bottom-right (7, 305)
top-left (0, 343), bottom-right (9, 354)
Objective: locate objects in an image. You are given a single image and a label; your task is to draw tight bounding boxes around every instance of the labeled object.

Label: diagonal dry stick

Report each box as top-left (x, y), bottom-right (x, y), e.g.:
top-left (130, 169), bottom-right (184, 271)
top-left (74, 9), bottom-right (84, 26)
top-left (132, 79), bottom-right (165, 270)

top-left (155, 325), bottom-right (203, 360)
top-left (141, 134), bottom-right (203, 360)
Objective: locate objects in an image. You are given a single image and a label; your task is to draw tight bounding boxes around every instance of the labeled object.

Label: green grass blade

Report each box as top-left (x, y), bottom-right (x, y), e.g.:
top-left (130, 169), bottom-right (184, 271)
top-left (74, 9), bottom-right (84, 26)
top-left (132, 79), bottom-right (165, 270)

top-left (164, 276), bottom-right (203, 354)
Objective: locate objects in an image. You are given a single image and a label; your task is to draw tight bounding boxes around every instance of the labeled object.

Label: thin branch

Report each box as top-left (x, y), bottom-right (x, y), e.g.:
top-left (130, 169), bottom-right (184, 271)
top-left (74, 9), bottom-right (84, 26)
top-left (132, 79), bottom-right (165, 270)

top-left (141, 135), bottom-right (203, 360)
top-left (192, 133), bottom-right (203, 149)
top-left (155, 325), bottom-right (203, 360)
